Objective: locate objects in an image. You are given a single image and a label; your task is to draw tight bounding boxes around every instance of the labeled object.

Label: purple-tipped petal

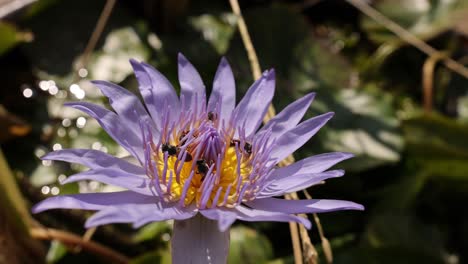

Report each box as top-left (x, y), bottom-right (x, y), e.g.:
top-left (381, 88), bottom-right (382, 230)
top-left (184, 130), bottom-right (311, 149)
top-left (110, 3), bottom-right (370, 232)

top-left (200, 208), bottom-right (238, 232)
top-left (134, 204), bottom-right (197, 227)
top-left (84, 203), bottom-right (195, 228)
top-left (172, 214), bottom-right (230, 264)
top-left (131, 59), bottom-right (181, 127)
top-left (62, 168), bottom-right (154, 196)
top-left (246, 198), bottom-right (365, 214)
top-left (65, 102), bottom-right (144, 161)
top-left (91, 80), bottom-right (158, 139)
top-left (32, 191), bottom-right (154, 213)
top-left (233, 205), bottom-right (311, 229)
top-left (258, 93), bottom-right (315, 141)
top-left (41, 149), bottom-right (145, 175)
top-left (266, 152), bottom-right (353, 183)
top-left (207, 57), bottom-right (236, 122)
top-left (269, 112), bottom-right (334, 164)
top-left (234, 70), bottom-right (275, 137)
top-left (257, 170), bottom-right (345, 198)
top-left (178, 53), bottom-right (206, 112)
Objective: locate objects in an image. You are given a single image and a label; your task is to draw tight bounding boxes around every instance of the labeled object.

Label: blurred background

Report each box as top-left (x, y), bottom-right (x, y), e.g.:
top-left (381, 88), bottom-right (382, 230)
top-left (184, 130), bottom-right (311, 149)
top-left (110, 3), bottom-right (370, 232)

top-left (1, 0), bottom-right (468, 263)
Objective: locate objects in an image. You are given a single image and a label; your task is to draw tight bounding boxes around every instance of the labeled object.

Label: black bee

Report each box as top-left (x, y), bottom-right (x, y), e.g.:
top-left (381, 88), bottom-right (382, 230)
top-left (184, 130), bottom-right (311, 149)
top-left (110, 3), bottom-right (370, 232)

top-left (208, 111), bottom-right (217, 121)
top-left (244, 142), bottom-right (252, 154)
top-left (162, 143), bottom-right (193, 162)
top-left (196, 159), bottom-right (209, 175)
top-left (230, 139), bottom-right (240, 147)
top-left (229, 139), bottom-right (252, 154)
top-left (161, 143), bottom-right (177, 156)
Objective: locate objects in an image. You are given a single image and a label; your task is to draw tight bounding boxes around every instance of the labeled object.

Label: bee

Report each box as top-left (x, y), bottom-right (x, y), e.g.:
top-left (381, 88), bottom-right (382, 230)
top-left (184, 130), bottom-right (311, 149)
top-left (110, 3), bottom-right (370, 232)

top-left (208, 111), bottom-right (217, 121)
top-left (161, 143), bottom-right (192, 162)
top-left (161, 143), bottom-right (177, 156)
top-left (244, 142), bottom-right (252, 154)
top-left (230, 139), bottom-right (252, 155)
top-left (196, 159), bottom-right (209, 176)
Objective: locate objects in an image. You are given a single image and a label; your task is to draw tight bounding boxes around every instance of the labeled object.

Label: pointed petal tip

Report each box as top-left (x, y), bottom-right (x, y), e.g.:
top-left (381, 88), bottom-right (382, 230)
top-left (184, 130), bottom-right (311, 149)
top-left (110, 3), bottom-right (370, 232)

top-left (129, 58), bottom-right (140, 65)
top-left (178, 52), bottom-right (188, 63)
top-left (220, 56), bottom-right (229, 66)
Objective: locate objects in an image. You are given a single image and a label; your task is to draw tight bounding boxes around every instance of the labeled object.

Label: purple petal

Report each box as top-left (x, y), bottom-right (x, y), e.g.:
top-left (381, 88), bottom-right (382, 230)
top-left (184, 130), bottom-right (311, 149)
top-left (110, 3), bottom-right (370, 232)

top-left (207, 57), bottom-right (236, 122)
top-left (233, 205), bottom-right (311, 229)
top-left (62, 168), bottom-right (154, 196)
top-left (246, 198), bottom-right (365, 214)
top-left (41, 149), bottom-right (145, 175)
top-left (172, 214), bottom-right (229, 264)
top-left (133, 204), bottom-right (197, 227)
top-left (32, 191), bottom-right (154, 213)
top-left (266, 152), bottom-right (353, 182)
top-left (130, 59), bottom-right (180, 127)
top-left (65, 102), bottom-right (144, 161)
top-left (234, 70), bottom-right (275, 137)
top-left (200, 208), bottom-right (238, 232)
top-left (269, 112), bottom-right (334, 164)
top-left (178, 53), bottom-right (206, 112)
top-left (84, 203), bottom-right (195, 228)
top-left (91, 80), bottom-right (158, 139)
top-left (257, 170), bottom-right (344, 198)
top-left (257, 93), bottom-right (315, 141)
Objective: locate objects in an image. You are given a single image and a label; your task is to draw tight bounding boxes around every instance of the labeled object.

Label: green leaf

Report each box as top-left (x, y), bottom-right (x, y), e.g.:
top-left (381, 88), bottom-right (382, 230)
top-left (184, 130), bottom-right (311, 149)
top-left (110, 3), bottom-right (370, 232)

top-left (229, 226), bottom-right (273, 264)
top-left (133, 221), bottom-right (171, 243)
top-left (130, 250), bottom-right (171, 264)
top-left (312, 86), bottom-right (403, 172)
top-left (0, 22), bottom-right (32, 56)
top-left (46, 240), bottom-right (68, 263)
top-left (190, 13), bottom-right (237, 54)
top-left (362, 0), bottom-right (468, 44)
top-left (88, 27), bottom-right (151, 83)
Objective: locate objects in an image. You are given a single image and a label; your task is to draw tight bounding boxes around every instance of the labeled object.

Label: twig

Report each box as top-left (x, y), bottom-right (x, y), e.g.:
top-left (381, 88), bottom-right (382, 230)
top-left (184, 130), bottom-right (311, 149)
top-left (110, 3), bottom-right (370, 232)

top-left (304, 190), bottom-right (332, 263)
top-left (289, 192), bottom-right (318, 264)
top-left (30, 227), bottom-right (129, 264)
top-left (75, 0), bottom-right (116, 76)
top-left (228, 0), bottom-right (306, 263)
top-left (285, 194), bottom-right (305, 264)
top-left (346, 0), bottom-right (468, 79)
top-left (72, 226), bottom-right (97, 253)
top-left (422, 53), bottom-right (445, 113)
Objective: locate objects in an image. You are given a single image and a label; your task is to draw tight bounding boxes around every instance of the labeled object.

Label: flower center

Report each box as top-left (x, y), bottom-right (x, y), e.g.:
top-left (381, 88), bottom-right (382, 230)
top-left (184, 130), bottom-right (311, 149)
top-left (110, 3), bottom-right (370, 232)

top-left (145, 112), bottom-right (255, 209)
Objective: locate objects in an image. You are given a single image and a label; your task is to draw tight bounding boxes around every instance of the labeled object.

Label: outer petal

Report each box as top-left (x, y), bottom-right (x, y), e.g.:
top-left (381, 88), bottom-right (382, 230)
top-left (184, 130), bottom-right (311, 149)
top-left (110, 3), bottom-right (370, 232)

top-left (257, 93), bottom-right (315, 141)
top-left (41, 149), bottom-right (145, 175)
top-left (32, 191), bottom-right (154, 213)
top-left (65, 102), bottom-right (144, 161)
top-left (91, 80), bottom-right (158, 139)
top-left (134, 204), bottom-right (197, 227)
top-left (234, 70), bottom-right (275, 137)
top-left (266, 152), bottom-right (353, 183)
top-left (62, 168), bottom-right (154, 196)
top-left (130, 59), bottom-right (181, 127)
top-left (246, 198), bottom-right (364, 214)
top-left (207, 57), bottom-right (236, 122)
top-left (233, 205), bottom-right (311, 229)
top-left (85, 203), bottom-right (195, 228)
top-left (200, 208), bottom-right (237, 232)
top-left (269, 112), bottom-right (334, 164)
top-left (257, 170), bottom-right (345, 198)
top-left (178, 53), bottom-right (206, 113)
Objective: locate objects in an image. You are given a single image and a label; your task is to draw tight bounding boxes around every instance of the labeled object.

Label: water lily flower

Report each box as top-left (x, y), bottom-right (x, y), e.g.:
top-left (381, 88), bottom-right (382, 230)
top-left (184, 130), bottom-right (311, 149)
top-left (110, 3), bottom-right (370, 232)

top-left (33, 54), bottom-right (363, 263)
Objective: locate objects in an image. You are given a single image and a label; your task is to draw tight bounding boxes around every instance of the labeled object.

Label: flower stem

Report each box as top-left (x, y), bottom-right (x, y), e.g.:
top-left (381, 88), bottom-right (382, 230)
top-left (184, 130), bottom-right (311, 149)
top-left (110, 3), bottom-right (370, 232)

top-left (172, 214), bottom-right (230, 264)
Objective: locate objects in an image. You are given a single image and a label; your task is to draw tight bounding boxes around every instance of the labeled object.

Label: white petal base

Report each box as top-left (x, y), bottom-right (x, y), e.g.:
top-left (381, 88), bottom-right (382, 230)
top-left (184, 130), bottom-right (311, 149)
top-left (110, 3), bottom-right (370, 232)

top-left (171, 214), bottom-right (230, 264)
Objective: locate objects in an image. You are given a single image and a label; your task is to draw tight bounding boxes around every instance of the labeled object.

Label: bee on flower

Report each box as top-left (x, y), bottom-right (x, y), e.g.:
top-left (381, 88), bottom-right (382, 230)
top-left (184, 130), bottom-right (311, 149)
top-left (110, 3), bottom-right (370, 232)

top-left (33, 54), bottom-right (363, 263)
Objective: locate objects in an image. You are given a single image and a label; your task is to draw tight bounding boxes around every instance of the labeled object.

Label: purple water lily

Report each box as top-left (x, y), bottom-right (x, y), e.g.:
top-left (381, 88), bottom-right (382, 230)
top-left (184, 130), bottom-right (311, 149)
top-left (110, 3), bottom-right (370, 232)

top-left (33, 54), bottom-right (363, 263)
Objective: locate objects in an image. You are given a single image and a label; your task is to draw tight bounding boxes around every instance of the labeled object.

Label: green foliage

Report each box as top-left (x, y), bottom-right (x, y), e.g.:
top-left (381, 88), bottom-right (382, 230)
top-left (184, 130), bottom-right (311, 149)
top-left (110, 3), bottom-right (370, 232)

top-left (1, 0), bottom-right (468, 263)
